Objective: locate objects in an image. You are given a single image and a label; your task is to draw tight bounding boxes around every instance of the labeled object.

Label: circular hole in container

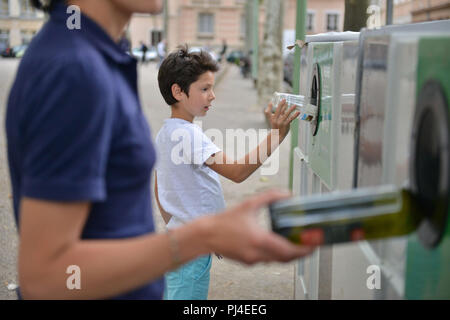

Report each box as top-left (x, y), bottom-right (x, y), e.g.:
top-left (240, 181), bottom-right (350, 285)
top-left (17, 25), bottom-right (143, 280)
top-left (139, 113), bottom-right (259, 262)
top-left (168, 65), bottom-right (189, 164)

top-left (411, 80), bottom-right (449, 249)
top-left (310, 63), bottom-right (321, 136)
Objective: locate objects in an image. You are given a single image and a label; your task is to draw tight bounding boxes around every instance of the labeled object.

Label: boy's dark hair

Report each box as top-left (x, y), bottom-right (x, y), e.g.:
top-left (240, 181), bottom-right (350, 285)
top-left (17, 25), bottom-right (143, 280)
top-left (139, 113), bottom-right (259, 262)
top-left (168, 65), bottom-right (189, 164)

top-left (30, 0), bottom-right (61, 12)
top-left (158, 44), bottom-right (219, 106)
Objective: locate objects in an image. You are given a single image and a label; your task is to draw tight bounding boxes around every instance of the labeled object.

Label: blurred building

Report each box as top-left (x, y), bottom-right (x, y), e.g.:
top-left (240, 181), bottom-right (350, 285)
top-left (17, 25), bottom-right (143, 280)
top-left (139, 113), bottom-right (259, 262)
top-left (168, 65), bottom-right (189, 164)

top-left (380, 0), bottom-right (450, 25)
top-left (129, 0), bottom-right (346, 53)
top-left (128, 12), bottom-right (163, 50)
top-left (283, 0), bottom-right (345, 55)
top-left (0, 0), bottom-right (45, 51)
top-left (411, 0), bottom-right (450, 22)
top-left (0, 0), bottom-right (364, 55)
top-left (128, 0), bottom-right (248, 52)
top-left (288, 0), bottom-right (345, 35)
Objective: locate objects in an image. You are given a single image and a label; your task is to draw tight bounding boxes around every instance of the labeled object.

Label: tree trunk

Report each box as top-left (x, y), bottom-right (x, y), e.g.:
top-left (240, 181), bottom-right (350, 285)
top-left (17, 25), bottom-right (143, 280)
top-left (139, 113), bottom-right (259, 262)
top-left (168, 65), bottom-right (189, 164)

top-left (344, 0), bottom-right (370, 31)
top-left (257, 0), bottom-right (284, 109)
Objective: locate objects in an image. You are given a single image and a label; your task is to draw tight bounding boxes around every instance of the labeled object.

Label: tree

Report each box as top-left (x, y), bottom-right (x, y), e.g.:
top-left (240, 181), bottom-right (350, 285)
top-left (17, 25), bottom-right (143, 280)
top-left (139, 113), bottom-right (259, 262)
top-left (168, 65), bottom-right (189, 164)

top-left (257, 0), bottom-right (284, 109)
top-left (344, 0), bottom-right (370, 32)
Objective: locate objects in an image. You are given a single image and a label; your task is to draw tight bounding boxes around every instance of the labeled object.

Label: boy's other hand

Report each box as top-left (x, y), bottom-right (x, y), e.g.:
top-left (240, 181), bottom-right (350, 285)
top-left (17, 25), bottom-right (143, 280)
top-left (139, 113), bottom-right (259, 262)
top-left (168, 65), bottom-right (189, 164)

top-left (204, 190), bottom-right (316, 265)
top-left (264, 99), bottom-right (301, 141)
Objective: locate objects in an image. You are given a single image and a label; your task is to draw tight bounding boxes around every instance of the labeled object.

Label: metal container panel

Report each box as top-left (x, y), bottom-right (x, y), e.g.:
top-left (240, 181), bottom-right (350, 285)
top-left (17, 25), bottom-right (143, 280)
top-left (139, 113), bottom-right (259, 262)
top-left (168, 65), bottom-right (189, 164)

top-left (330, 40), bottom-right (369, 299)
top-left (355, 33), bottom-right (409, 300)
top-left (336, 41), bottom-right (359, 191)
top-left (405, 35), bottom-right (450, 299)
top-left (356, 35), bottom-right (390, 188)
top-left (308, 42), bottom-right (338, 190)
top-left (292, 21), bottom-right (450, 300)
top-left (293, 34), bottom-right (360, 300)
top-left (353, 22), bottom-right (450, 299)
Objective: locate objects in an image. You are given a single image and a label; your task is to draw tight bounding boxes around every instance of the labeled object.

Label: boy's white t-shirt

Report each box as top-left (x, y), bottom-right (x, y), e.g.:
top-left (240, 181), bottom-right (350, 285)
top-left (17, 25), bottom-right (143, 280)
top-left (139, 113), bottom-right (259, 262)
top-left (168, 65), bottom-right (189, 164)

top-left (155, 118), bottom-right (226, 229)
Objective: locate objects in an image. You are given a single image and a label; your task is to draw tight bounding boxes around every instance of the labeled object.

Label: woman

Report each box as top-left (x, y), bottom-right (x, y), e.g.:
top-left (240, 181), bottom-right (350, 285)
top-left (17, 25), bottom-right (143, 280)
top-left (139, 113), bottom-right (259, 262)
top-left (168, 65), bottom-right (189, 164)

top-left (5, 0), bottom-right (314, 299)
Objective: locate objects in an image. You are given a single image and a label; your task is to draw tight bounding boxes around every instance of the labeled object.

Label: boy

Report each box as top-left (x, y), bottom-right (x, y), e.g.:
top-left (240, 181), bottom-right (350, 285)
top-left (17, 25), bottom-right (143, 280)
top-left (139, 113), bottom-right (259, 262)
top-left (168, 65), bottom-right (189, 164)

top-left (155, 45), bottom-right (300, 300)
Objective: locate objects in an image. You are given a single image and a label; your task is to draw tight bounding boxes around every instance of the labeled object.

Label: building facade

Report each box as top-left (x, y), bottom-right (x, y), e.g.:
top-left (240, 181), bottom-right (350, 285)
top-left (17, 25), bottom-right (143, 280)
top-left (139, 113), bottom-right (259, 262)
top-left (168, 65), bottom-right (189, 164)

top-left (128, 0), bottom-right (249, 52)
top-left (299, 0), bottom-right (345, 35)
top-left (3, 1), bottom-right (449, 57)
top-left (411, 0), bottom-right (450, 22)
top-left (0, 1), bottom-right (369, 56)
top-left (128, 0), bottom-right (346, 53)
top-left (380, 0), bottom-right (450, 25)
top-left (0, 0), bottom-right (45, 51)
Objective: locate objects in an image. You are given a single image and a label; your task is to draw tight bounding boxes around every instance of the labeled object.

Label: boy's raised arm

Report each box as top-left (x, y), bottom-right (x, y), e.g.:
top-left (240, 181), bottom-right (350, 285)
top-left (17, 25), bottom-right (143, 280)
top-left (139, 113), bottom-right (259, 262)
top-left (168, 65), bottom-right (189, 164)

top-left (206, 100), bottom-right (299, 183)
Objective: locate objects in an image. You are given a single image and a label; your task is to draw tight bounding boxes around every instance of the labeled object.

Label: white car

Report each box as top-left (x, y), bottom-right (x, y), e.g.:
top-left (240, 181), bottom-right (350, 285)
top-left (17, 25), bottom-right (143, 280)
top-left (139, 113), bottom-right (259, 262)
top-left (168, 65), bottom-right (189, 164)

top-left (188, 47), bottom-right (218, 61)
top-left (132, 47), bottom-right (158, 61)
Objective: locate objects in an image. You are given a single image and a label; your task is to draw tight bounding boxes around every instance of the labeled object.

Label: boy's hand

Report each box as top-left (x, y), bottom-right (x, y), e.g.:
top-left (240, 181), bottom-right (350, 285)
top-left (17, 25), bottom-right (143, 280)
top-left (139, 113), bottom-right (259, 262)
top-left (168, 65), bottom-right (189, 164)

top-left (264, 99), bottom-right (300, 141)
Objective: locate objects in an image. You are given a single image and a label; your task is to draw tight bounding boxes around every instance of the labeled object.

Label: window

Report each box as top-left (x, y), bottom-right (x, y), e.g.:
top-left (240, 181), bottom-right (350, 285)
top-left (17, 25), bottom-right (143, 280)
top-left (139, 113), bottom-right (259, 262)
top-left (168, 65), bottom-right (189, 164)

top-left (0, 29), bottom-right (9, 52)
top-left (240, 14), bottom-right (246, 37)
top-left (0, 0), bottom-right (9, 16)
top-left (307, 12), bottom-right (315, 31)
top-left (150, 30), bottom-right (162, 47)
top-left (21, 30), bottom-right (35, 45)
top-left (326, 13), bottom-right (339, 31)
top-left (198, 13), bottom-right (214, 36)
top-left (20, 0), bottom-right (37, 17)
top-left (192, 0), bottom-right (221, 5)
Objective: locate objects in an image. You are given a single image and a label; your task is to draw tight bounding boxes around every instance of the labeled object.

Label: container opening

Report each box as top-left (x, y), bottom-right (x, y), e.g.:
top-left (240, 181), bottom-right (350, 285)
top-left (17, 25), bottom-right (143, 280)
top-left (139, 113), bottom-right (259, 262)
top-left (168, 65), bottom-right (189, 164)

top-left (412, 80), bottom-right (449, 248)
top-left (310, 63), bottom-right (321, 136)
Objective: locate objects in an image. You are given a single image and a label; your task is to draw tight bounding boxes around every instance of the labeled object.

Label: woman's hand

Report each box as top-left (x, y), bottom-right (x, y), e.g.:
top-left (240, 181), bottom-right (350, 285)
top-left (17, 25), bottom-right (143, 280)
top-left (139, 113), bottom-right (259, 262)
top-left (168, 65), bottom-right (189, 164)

top-left (203, 190), bottom-right (316, 265)
top-left (264, 99), bottom-right (300, 142)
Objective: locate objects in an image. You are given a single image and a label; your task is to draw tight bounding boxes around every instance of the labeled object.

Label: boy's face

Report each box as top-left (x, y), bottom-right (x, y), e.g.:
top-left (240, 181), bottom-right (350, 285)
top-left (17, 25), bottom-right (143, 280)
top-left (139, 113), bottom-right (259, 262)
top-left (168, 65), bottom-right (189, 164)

top-left (177, 71), bottom-right (216, 119)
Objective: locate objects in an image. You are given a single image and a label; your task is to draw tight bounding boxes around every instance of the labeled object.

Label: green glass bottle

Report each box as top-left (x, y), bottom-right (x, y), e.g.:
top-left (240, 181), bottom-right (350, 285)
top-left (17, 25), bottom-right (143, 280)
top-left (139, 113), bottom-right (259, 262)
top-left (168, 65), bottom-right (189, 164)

top-left (270, 185), bottom-right (423, 245)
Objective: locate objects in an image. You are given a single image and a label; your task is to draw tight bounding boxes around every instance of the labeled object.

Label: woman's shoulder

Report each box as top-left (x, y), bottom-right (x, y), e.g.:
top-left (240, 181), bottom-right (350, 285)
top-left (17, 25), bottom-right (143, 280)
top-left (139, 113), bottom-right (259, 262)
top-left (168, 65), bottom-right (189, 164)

top-left (11, 42), bottom-right (115, 123)
top-left (20, 26), bottom-right (111, 89)
top-left (18, 46), bottom-right (111, 99)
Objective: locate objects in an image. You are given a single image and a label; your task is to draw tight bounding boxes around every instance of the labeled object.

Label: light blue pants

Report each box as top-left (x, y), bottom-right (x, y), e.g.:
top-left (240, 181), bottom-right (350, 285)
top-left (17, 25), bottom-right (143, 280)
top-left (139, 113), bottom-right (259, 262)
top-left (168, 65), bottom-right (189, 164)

top-left (163, 254), bottom-right (212, 300)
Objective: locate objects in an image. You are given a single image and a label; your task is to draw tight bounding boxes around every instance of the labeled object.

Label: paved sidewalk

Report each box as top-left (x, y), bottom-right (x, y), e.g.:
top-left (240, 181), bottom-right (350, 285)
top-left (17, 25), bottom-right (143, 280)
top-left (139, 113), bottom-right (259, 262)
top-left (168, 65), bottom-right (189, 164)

top-left (0, 60), bottom-right (20, 300)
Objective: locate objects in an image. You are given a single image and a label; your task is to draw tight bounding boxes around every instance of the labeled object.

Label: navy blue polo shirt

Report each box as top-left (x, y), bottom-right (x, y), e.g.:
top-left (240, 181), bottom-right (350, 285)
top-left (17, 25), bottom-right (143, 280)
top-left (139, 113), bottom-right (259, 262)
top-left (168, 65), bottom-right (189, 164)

top-left (5, 2), bottom-right (163, 300)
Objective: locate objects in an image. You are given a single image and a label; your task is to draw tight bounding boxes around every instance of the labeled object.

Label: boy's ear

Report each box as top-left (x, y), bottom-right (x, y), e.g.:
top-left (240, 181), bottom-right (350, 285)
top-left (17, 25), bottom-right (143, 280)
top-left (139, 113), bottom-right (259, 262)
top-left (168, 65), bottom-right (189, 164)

top-left (171, 83), bottom-right (184, 101)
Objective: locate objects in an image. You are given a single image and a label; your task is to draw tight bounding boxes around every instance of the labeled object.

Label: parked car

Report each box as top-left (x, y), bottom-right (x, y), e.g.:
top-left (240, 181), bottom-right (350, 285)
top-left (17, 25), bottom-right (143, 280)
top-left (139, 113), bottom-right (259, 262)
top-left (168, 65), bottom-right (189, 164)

top-left (189, 46), bottom-right (218, 61)
top-left (13, 44), bottom-right (28, 58)
top-left (226, 50), bottom-right (244, 64)
top-left (1, 44), bottom-right (28, 58)
top-left (1, 47), bottom-right (15, 58)
top-left (131, 46), bottom-right (157, 61)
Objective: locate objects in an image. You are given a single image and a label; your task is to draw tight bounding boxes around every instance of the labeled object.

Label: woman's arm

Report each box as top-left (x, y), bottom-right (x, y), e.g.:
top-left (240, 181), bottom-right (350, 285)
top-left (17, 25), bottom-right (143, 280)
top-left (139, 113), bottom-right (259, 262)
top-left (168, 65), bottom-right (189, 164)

top-left (18, 197), bottom-right (203, 299)
top-left (206, 100), bottom-right (299, 183)
top-left (18, 190), bottom-right (314, 299)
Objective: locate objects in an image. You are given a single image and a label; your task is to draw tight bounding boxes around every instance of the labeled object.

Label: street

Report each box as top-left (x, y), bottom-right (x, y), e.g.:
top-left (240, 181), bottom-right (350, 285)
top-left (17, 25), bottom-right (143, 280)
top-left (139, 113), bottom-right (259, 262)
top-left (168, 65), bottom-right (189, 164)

top-left (0, 59), bottom-right (296, 300)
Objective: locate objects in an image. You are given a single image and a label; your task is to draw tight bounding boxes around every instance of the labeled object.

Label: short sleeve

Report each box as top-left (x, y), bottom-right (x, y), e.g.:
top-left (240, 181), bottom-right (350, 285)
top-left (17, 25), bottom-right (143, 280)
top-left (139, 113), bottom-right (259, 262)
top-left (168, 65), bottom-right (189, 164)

top-left (20, 61), bottom-right (114, 202)
top-left (183, 125), bottom-right (220, 167)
